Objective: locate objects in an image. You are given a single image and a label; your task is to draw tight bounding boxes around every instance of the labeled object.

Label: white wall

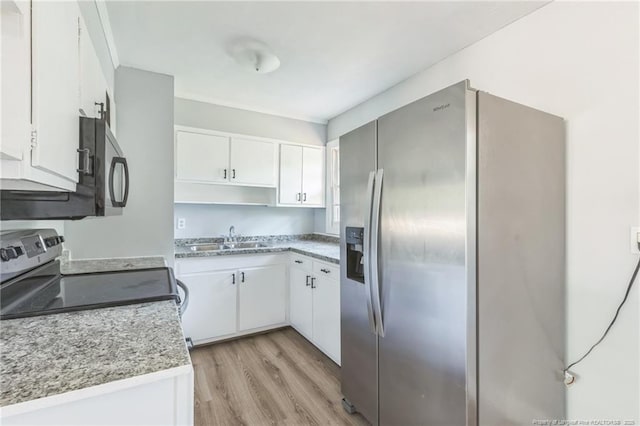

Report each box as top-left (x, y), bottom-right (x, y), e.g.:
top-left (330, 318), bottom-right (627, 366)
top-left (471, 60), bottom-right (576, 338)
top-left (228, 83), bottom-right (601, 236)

top-left (328, 2), bottom-right (639, 420)
top-left (174, 204), bottom-right (316, 239)
top-left (175, 97), bottom-right (326, 146)
top-left (64, 67), bottom-right (175, 264)
top-left (174, 98), bottom-right (328, 237)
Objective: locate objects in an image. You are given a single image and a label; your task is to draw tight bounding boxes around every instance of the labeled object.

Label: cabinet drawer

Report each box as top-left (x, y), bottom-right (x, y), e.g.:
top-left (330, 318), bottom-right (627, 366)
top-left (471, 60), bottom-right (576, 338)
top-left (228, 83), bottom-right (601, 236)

top-left (313, 261), bottom-right (339, 279)
top-left (290, 254), bottom-right (312, 270)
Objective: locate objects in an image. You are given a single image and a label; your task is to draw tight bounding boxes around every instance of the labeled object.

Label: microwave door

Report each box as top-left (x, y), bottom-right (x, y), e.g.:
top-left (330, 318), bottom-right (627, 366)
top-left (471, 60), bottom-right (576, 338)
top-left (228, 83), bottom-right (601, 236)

top-left (104, 133), bottom-right (128, 216)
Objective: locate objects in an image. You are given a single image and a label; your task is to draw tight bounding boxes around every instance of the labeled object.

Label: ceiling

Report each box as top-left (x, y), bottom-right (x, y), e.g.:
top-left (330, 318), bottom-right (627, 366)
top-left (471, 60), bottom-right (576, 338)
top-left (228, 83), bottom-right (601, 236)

top-left (106, 1), bottom-right (548, 123)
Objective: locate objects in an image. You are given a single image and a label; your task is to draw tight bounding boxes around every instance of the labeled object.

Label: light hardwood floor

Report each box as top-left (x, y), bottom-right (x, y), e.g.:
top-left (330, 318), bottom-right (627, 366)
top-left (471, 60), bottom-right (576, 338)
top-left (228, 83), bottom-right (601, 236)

top-left (191, 327), bottom-right (370, 426)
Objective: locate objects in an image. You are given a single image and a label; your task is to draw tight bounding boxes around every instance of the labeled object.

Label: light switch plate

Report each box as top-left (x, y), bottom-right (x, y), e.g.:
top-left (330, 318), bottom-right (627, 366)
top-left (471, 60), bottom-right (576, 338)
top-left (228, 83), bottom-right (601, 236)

top-left (177, 218), bottom-right (186, 230)
top-left (631, 227), bottom-right (640, 254)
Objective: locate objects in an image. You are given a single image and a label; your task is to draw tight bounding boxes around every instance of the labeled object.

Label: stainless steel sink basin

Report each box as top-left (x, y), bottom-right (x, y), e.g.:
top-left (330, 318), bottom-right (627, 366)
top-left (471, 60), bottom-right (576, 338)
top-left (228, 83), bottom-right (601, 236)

top-left (187, 241), bottom-right (269, 252)
top-left (188, 243), bottom-right (225, 252)
top-left (223, 242), bottom-right (269, 249)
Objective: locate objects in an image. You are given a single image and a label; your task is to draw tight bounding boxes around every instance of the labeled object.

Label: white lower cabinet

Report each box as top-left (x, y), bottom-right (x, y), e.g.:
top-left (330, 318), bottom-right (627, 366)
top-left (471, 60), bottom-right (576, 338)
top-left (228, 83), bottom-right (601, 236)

top-left (180, 269), bottom-right (237, 342)
top-left (176, 254), bottom-right (287, 345)
top-left (312, 275), bottom-right (341, 363)
top-left (289, 254), bottom-right (341, 364)
top-left (238, 264), bottom-right (286, 331)
top-left (176, 252), bottom-right (340, 364)
top-left (289, 266), bottom-right (313, 338)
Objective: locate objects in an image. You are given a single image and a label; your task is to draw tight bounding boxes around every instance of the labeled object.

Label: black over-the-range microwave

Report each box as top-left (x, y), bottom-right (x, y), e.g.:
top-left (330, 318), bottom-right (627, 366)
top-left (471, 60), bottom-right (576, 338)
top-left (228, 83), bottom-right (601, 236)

top-left (1, 117), bottom-right (129, 220)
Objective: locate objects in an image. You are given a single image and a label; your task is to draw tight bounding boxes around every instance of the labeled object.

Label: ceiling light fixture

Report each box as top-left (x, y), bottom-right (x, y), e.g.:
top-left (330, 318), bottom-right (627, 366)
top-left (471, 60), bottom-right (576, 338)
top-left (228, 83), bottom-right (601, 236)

top-left (227, 38), bottom-right (280, 74)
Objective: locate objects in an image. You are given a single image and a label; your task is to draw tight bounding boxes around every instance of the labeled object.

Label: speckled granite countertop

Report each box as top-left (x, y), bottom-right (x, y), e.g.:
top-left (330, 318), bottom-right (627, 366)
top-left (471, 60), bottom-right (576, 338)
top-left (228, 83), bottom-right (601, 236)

top-left (60, 255), bottom-right (167, 274)
top-left (175, 234), bottom-right (340, 264)
top-left (0, 257), bottom-right (190, 408)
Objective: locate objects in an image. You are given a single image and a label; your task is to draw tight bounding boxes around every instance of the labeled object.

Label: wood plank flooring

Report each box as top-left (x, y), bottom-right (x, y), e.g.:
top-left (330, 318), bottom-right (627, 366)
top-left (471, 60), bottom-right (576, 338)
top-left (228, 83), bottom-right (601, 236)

top-left (191, 327), bottom-right (370, 426)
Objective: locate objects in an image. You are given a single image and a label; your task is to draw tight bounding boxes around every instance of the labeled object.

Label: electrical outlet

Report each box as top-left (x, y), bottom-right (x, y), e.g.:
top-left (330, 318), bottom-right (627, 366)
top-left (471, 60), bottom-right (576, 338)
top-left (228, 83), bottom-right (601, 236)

top-left (177, 218), bottom-right (186, 230)
top-left (631, 227), bottom-right (640, 254)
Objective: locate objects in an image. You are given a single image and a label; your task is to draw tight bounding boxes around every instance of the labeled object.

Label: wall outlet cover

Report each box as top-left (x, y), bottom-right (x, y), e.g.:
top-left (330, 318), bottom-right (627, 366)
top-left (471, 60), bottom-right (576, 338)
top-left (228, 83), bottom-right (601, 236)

top-left (177, 218), bottom-right (186, 230)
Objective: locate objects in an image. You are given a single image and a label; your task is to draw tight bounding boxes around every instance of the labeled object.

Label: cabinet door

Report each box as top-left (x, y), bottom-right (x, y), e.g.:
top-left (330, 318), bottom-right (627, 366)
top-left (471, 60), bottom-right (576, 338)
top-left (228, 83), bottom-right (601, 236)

top-left (31, 0), bottom-right (80, 185)
top-left (238, 264), bottom-right (286, 331)
top-left (176, 131), bottom-right (229, 183)
top-left (179, 270), bottom-right (237, 342)
top-left (79, 14), bottom-right (106, 119)
top-left (289, 267), bottom-right (313, 338)
top-left (279, 145), bottom-right (303, 205)
top-left (1, 0), bottom-right (30, 161)
top-left (302, 147), bottom-right (324, 206)
top-left (230, 137), bottom-right (276, 186)
top-left (312, 276), bottom-right (341, 363)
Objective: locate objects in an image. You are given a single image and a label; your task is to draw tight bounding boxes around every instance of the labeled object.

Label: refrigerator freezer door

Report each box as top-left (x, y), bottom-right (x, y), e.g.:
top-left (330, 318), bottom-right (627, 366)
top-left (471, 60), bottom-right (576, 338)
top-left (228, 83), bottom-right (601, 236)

top-left (340, 121), bottom-right (379, 425)
top-left (376, 81), bottom-right (475, 425)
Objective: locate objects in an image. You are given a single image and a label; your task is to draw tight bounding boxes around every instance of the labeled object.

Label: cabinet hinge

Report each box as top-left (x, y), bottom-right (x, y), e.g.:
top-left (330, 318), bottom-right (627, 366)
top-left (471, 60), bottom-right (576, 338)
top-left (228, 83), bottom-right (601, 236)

top-left (30, 130), bottom-right (38, 149)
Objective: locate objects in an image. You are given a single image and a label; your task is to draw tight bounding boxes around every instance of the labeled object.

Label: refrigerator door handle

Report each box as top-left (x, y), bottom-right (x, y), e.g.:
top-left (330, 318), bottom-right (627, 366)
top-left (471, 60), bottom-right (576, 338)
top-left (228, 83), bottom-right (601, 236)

top-left (363, 170), bottom-right (377, 334)
top-left (371, 168), bottom-right (385, 337)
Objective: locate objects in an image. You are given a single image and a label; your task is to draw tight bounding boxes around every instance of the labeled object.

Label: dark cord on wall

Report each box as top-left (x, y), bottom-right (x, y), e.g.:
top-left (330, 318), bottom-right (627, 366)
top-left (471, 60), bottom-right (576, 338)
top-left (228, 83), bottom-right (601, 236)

top-left (564, 253), bottom-right (640, 373)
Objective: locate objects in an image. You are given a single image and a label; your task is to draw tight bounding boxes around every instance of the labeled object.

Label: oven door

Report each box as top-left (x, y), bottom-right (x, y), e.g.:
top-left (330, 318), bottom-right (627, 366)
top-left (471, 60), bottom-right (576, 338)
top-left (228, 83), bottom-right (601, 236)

top-left (103, 126), bottom-right (129, 216)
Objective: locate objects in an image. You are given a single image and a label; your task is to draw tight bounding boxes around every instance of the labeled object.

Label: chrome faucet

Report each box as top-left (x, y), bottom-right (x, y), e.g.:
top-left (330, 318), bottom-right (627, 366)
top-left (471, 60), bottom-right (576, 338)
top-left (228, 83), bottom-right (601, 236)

top-left (228, 225), bottom-right (236, 242)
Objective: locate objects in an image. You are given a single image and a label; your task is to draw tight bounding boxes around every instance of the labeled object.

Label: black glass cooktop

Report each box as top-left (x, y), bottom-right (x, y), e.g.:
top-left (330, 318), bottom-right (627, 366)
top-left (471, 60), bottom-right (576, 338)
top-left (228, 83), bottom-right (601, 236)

top-left (0, 261), bottom-right (179, 320)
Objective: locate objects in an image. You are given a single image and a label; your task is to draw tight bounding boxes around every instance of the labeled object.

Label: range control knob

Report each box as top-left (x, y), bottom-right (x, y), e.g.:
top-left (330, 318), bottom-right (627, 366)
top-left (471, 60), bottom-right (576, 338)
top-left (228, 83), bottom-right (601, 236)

top-left (2, 247), bottom-right (23, 260)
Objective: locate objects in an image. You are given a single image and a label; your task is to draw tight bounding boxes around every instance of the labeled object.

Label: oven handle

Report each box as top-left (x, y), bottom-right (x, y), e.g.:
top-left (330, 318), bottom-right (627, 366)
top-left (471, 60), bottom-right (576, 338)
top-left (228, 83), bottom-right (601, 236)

top-left (176, 279), bottom-right (189, 317)
top-left (108, 157), bottom-right (129, 208)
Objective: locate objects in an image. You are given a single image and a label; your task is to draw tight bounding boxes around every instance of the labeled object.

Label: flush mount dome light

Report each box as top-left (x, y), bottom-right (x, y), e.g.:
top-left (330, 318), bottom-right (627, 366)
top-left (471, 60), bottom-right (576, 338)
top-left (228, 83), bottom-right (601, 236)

top-left (227, 38), bottom-right (280, 74)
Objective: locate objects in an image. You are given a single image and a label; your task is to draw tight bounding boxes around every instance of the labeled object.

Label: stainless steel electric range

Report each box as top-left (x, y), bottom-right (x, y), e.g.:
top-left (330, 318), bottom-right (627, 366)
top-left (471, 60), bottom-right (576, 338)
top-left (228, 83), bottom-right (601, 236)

top-left (0, 229), bottom-right (184, 320)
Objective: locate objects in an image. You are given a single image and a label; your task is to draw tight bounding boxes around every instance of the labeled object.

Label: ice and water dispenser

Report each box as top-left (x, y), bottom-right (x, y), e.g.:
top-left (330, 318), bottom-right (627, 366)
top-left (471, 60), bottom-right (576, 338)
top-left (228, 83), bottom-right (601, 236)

top-left (345, 226), bottom-right (365, 283)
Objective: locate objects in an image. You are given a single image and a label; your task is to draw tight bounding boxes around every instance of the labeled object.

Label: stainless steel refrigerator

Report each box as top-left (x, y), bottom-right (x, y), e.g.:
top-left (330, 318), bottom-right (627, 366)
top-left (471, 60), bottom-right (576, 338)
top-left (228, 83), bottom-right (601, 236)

top-left (340, 80), bottom-right (565, 426)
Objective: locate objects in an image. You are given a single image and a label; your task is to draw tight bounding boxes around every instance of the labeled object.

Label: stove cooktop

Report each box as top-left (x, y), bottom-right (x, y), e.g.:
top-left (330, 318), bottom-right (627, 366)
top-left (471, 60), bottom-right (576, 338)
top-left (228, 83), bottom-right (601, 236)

top-left (0, 261), bottom-right (180, 320)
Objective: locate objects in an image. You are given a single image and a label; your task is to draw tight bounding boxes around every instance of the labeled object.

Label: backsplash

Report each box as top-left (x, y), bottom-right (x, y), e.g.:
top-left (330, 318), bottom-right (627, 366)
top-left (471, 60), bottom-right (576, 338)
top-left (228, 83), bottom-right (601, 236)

top-left (174, 204), bottom-right (321, 238)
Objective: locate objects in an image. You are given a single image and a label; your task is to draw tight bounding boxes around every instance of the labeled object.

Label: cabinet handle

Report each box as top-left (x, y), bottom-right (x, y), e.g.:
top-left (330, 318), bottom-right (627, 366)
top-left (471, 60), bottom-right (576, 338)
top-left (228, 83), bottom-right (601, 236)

top-left (232, 169), bottom-right (236, 179)
top-left (295, 260), bottom-right (303, 264)
top-left (320, 268), bottom-right (330, 274)
top-left (223, 169), bottom-right (227, 179)
top-left (303, 193), bottom-right (307, 202)
top-left (232, 273), bottom-right (236, 285)
top-left (241, 271), bottom-right (245, 283)
top-left (311, 277), bottom-right (316, 289)
top-left (306, 275), bottom-right (311, 286)
top-left (296, 193), bottom-right (301, 201)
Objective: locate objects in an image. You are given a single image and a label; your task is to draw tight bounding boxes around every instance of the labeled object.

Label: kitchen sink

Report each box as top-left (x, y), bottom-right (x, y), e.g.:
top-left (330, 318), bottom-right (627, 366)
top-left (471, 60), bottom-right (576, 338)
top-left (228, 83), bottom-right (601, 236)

top-left (188, 243), bottom-right (225, 252)
top-left (223, 242), bottom-right (269, 249)
top-left (187, 242), bottom-right (269, 252)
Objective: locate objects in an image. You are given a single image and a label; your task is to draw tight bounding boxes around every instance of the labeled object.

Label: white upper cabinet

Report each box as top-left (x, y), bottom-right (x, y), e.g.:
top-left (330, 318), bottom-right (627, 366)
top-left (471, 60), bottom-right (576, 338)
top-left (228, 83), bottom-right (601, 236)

top-left (1, 0), bottom-right (86, 191)
top-left (174, 126), bottom-right (325, 205)
top-left (1, 0), bottom-right (30, 162)
top-left (279, 144), bottom-right (304, 204)
top-left (301, 147), bottom-right (324, 206)
top-left (79, 14), bottom-right (111, 122)
top-left (176, 131), bottom-right (230, 183)
top-left (278, 145), bottom-right (325, 207)
top-left (229, 137), bottom-right (277, 186)
top-left (30, 0), bottom-right (80, 186)
top-left (175, 130), bottom-right (277, 188)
